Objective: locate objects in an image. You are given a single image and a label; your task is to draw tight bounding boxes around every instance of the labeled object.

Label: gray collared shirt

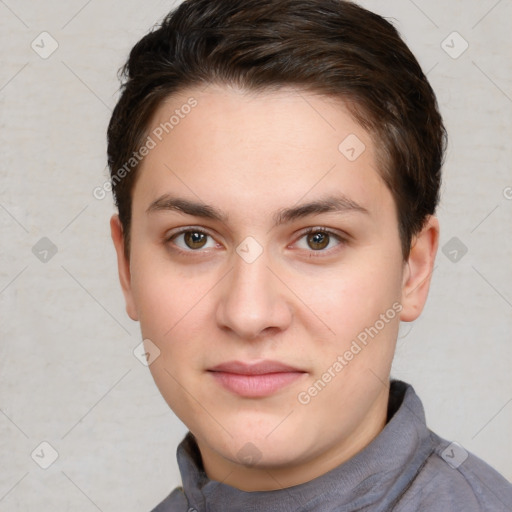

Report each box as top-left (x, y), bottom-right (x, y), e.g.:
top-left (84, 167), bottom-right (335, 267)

top-left (151, 381), bottom-right (512, 511)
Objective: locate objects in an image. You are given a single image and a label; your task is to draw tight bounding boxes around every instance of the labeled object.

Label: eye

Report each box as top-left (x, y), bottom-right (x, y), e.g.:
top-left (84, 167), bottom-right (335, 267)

top-left (294, 228), bottom-right (344, 253)
top-left (167, 229), bottom-right (218, 251)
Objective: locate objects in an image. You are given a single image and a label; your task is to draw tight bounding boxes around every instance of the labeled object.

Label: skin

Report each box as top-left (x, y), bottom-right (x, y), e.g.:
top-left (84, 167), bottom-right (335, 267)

top-left (111, 84), bottom-right (439, 492)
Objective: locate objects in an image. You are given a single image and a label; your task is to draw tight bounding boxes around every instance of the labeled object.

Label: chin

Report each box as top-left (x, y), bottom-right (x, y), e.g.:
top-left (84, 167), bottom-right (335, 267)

top-left (223, 424), bottom-right (313, 466)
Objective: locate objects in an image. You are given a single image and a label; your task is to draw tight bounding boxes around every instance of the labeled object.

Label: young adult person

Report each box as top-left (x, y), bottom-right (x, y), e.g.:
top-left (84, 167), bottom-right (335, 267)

top-left (107, 1), bottom-right (512, 510)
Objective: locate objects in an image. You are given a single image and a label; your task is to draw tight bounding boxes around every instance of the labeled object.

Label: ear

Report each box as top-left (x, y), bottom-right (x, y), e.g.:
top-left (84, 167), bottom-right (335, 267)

top-left (400, 215), bottom-right (439, 322)
top-left (110, 214), bottom-right (139, 321)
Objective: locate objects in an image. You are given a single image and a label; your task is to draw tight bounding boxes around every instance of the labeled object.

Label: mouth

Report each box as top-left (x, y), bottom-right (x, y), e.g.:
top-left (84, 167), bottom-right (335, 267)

top-left (207, 360), bottom-right (307, 398)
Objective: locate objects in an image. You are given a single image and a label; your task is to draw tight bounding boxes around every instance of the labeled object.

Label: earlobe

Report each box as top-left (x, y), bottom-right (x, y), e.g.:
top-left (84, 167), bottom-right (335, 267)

top-left (400, 216), bottom-right (439, 322)
top-left (110, 214), bottom-right (139, 321)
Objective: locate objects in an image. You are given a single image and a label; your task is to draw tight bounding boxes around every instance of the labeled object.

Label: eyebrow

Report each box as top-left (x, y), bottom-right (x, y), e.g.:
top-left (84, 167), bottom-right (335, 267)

top-left (146, 193), bottom-right (369, 226)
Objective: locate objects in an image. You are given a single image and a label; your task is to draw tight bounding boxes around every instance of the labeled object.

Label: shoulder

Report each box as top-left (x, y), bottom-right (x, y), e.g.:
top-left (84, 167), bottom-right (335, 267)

top-left (150, 486), bottom-right (190, 512)
top-left (394, 431), bottom-right (512, 512)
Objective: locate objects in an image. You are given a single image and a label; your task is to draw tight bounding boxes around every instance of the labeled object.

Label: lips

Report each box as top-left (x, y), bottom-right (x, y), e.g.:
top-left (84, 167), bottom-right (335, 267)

top-left (208, 360), bottom-right (304, 375)
top-left (207, 360), bottom-right (307, 397)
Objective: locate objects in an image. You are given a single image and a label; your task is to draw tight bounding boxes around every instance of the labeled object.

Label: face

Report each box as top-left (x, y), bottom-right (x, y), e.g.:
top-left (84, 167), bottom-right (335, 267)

top-left (111, 84), bottom-right (438, 491)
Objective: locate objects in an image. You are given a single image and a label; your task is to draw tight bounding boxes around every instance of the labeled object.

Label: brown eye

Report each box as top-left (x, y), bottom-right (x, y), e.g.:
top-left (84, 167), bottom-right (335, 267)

top-left (294, 228), bottom-right (345, 255)
top-left (166, 228), bottom-right (219, 254)
top-left (307, 231), bottom-right (330, 250)
top-left (183, 231), bottom-right (208, 249)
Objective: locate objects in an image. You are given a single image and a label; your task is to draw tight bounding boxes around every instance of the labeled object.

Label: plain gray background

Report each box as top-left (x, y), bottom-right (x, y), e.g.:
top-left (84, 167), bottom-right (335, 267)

top-left (1, 0), bottom-right (511, 510)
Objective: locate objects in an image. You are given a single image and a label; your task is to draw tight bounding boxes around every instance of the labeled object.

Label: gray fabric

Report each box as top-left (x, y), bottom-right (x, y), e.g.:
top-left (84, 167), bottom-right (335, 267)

top-left (151, 381), bottom-right (512, 511)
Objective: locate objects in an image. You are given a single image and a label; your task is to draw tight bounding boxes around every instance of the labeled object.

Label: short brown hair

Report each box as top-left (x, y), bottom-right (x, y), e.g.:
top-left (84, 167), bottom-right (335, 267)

top-left (107, 0), bottom-right (447, 259)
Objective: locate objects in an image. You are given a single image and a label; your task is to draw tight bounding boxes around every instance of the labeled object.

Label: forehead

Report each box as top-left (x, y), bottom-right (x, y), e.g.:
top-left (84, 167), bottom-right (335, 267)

top-left (147, 84), bottom-right (372, 166)
top-left (134, 84), bottom-right (392, 222)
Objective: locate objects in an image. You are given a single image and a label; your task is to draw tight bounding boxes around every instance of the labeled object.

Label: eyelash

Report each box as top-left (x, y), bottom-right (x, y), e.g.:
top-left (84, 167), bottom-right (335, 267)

top-left (165, 226), bottom-right (348, 258)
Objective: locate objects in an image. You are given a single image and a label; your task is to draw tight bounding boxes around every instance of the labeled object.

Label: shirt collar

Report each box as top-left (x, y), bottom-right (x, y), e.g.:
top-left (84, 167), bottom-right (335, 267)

top-left (176, 380), bottom-right (434, 512)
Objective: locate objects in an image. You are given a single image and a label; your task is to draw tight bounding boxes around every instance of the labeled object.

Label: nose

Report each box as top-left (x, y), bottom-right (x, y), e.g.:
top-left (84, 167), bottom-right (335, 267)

top-left (215, 248), bottom-right (293, 340)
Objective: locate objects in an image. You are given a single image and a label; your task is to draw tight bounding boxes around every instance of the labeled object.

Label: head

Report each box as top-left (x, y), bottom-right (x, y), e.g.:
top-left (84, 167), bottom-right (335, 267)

top-left (108, 0), bottom-right (446, 491)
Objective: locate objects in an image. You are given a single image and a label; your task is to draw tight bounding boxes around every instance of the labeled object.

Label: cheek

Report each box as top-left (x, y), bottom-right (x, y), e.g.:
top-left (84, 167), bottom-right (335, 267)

top-left (292, 255), bottom-right (402, 336)
top-left (131, 269), bottom-right (172, 338)
top-left (129, 256), bottom-right (211, 422)
top-left (130, 245), bottom-right (203, 335)
top-left (129, 249), bottom-right (215, 371)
